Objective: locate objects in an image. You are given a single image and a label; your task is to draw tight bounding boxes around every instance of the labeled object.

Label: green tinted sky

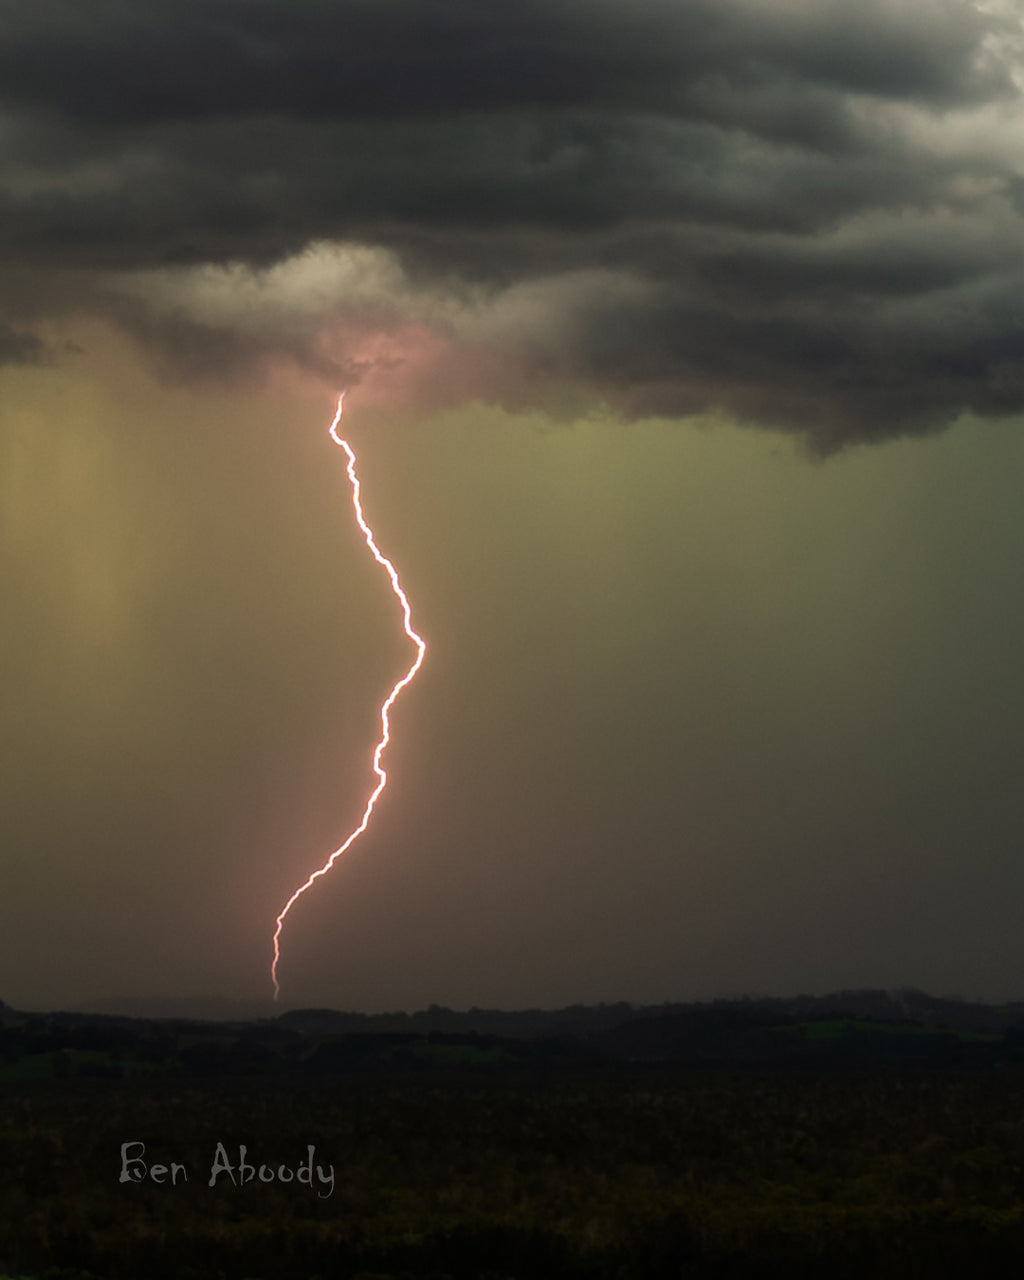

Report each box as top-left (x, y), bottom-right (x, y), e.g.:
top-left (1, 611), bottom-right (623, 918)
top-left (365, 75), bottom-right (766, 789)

top-left (4, 321), bottom-right (1024, 1010)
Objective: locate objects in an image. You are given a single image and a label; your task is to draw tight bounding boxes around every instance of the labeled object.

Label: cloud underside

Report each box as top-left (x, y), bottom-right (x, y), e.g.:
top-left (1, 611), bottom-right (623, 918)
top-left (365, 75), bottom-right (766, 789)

top-left (1, 0), bottom-right (1023, 448)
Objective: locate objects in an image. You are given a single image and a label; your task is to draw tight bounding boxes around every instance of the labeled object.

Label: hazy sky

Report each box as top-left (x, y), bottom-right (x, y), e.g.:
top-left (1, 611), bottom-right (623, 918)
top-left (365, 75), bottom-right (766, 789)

top-left (3, 0), bottom-right (1024, 1012)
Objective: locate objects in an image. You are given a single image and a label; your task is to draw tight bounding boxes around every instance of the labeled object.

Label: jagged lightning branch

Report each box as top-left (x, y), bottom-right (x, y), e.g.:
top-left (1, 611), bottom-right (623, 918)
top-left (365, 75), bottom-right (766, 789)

top-left (271, 392), bottom-right (426, 1001)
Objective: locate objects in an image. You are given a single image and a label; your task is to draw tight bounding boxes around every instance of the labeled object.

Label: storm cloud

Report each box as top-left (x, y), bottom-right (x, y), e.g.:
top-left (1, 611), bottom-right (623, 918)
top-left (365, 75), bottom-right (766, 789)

top-left (2, 0), bottom-right (1023, 447)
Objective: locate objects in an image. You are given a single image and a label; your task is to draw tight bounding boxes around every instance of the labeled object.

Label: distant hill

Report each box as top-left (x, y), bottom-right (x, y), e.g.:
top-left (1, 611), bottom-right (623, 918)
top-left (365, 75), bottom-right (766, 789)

top-left (32, 988), bottom-right (1024, 1037)
top-left (71, 995), bottom-right (279, 1022)
top-left (274, 988), bottom-right (1024, 1039)
top-left (275, 1000), bottom-right (637, 1039)
top-left (3, 987), bottom-right (1024, 1078)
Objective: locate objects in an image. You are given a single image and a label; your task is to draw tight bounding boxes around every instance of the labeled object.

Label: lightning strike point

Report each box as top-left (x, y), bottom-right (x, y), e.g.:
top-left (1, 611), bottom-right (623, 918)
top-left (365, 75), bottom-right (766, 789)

top-left (271, 393), bottom-right (426, 1001)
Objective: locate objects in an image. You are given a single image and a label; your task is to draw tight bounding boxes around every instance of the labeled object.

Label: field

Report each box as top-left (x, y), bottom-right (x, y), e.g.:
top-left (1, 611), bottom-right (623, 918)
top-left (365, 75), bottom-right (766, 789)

top-left (4, 1062), bottom-right (1024, 1279)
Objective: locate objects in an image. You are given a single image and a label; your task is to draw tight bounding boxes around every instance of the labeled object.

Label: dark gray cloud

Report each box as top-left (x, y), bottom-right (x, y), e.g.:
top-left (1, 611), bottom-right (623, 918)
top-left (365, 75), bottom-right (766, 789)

top-left (0, 0), bottom-right (1003, 124)
top-left (0, 321), bottom-right (45, 366)
top-left (1, 0), bottom-right (1022, 447)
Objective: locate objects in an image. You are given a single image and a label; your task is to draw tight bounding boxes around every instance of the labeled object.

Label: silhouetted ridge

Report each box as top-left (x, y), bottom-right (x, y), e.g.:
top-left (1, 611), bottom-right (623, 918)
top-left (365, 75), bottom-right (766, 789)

top-left (4, 989), bottom-right (1024, 1077)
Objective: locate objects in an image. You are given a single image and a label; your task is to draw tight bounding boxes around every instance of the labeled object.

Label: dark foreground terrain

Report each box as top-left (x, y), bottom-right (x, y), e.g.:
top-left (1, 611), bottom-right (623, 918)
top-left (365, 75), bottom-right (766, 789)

top-left (4, 990), bottom-right (1024, 1278)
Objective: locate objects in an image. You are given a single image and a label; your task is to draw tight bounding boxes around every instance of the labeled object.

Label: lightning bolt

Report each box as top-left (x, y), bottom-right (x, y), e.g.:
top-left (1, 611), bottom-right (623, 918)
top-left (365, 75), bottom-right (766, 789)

top-left (271, 392), bottom-right (426, 1001)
